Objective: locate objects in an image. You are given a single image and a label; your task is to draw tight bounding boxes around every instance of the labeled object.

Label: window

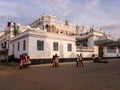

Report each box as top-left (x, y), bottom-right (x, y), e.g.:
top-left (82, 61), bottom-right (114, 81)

top-left (17, 42), bottom-right (20, 51)
top-left (23, 40), bottom-right (26, 50)
top-left (68, 44), bottom-right (72, 51)
top-left (53, 42), bottom-right (58, 51)
top-left (1, 43), bottom-right (4, 48)
top-left (76, 39), bottom-right (88, 49)
top-left (118, 47), bottom-right (120, 53)
top-left (107, 45), bottom-right (116, 53)
top-left (4, 42), bottom-right (6, 48)
top-left (37, 40), bottom-right (44, 50)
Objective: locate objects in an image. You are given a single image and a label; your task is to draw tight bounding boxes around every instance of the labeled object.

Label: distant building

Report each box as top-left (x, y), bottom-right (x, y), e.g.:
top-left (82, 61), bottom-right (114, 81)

top-left (0, 15), bottom-right (119, 63)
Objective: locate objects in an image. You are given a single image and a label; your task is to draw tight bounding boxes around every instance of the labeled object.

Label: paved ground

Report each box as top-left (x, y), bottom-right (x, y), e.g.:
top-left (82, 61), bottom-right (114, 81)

top-left (0, 59), bottom-right (120, 90)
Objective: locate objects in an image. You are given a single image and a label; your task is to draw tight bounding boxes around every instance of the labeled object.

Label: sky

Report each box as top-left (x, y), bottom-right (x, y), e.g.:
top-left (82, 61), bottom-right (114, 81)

top-left (0, 0), bottom-right (120, 39)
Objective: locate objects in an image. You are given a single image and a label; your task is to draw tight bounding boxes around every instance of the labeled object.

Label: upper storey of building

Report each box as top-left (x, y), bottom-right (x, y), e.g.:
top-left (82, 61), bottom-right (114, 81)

top-left (0, 14), bottom-right (114, 43)
top-left (29, 15), bottom-right (88, 36)
top-left (0, 15), bottom-right (90, 38)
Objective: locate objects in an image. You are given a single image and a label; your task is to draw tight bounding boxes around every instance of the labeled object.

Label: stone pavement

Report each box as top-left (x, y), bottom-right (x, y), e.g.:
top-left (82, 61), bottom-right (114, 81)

top-left (0, 59), bottom-right (120, 90)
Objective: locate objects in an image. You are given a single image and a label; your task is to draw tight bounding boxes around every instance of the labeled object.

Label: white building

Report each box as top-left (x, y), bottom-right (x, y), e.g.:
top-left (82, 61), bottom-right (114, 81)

top-left (0, 15), bottom-right (118, 64)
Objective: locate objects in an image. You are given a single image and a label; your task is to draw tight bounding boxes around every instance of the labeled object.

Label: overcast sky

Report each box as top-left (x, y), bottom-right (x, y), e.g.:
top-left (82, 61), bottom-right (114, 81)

top-left (0, 0), bottom-right (120, 39)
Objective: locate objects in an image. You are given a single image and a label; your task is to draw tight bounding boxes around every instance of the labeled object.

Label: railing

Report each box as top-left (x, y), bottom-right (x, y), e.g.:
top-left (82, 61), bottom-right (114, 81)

top-left (76, 46), bottom-right (94, 52)
top-left (28, 30), bottom-right (75, 40)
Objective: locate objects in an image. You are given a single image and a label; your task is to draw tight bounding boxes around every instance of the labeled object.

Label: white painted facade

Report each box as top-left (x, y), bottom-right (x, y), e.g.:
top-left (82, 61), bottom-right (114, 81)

top-left (103, 46), bottom-right (120, 57)
top-left (0, 15), bottom-right (117, 62)
top-left (10, 30), bottom-right (76, 59)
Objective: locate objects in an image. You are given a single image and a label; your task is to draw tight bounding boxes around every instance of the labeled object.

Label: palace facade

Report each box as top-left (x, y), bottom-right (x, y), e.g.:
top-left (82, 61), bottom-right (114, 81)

top-left (0, 15), bottom-right (119, 64)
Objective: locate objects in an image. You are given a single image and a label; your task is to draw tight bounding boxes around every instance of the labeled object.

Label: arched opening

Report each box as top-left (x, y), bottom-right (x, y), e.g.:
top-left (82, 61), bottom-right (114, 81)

top-left (45, 24), bottom-right (49, 32)
top-left (56, 30), bottom-right (59, 34)
top-left (60, 30), bottom-right (64, 34)
top-left (42, 25), bottom-right (44, 30)
top-left (66, 31), bottom-right (68, 35)
top-left (52, 25), bottom-right (54, 33)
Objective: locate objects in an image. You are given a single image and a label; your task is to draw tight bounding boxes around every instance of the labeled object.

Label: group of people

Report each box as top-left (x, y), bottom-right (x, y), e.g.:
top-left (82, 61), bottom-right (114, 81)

top-left (19, 53), bottom-right (31, 69)
top-left (19, 53), bottom-right (85, 69)
top-left (76, 54), bottom-right (84, 67)
top-left (52, 54), bottom-right (59, 68)
top-left (52, 53), bottom-right (85, 68)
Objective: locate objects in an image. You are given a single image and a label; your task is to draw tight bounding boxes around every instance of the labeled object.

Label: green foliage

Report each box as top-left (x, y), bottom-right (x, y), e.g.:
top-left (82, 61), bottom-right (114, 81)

top-left (14, 27), bottom-right (20, 36)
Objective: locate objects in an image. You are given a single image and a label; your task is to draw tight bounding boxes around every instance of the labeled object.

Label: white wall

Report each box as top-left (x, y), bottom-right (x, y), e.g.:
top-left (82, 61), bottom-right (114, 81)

top-left (8, 42), bottom-right (13, 56)
top-left (88, 36), bottom-right (94, 48)
top-left (103, 46), bottom-right (119, 57)
top-left (28, 36), bottom-right (76, 59)
top-left (12, 37), bottom-right (29, 58)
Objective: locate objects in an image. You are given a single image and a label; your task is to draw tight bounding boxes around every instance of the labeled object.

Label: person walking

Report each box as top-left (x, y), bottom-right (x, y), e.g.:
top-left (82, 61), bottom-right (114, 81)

top-left (54, 54), bottom-right (59, 67)
top-left (19, 54), bottom-right (23, 69)
top-left (52, 55), bottom-right (55, 67)
top-left (92, 54), bottom-right (96, 62)
top-left (76, 54), bottom-right (79, 67)
top-left (22, 54), bottom-right (26, 69)
top-left (79, 54), bottom-right (84, 67)
top-left (24, 53), bottom-right (28, 68)
top-left (27, 54), bottom-right (31, 68)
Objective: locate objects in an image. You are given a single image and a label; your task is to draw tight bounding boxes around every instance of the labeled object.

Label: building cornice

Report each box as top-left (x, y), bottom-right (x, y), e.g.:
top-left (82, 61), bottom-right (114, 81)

top-left (11, 30), bottom-right (75, 42)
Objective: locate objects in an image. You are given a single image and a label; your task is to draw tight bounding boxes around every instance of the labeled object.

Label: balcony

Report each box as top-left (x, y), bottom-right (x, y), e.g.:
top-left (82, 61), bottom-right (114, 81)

top-left (76, 46), bottom-right (94, 52)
